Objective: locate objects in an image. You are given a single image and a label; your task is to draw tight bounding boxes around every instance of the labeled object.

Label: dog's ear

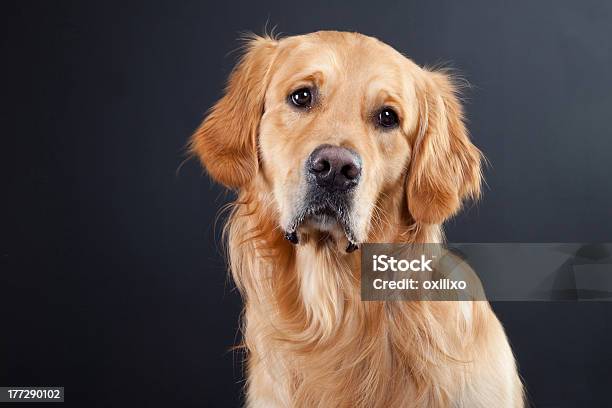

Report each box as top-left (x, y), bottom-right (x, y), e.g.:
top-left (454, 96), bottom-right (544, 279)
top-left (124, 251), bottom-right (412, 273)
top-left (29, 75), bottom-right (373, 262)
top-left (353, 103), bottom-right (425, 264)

top-left (407, 70), bottom-right (482, 225)
top-left (190, 36), bottom-right (278, 188)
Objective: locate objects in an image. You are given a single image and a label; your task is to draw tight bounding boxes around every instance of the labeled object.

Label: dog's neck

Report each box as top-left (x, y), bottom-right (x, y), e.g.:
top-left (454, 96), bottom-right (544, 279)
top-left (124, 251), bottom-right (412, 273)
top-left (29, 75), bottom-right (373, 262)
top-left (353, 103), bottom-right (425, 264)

top-left (225, 191), bottom-right (473, 406)
top-left (227, 187), bottom-right (445, 339)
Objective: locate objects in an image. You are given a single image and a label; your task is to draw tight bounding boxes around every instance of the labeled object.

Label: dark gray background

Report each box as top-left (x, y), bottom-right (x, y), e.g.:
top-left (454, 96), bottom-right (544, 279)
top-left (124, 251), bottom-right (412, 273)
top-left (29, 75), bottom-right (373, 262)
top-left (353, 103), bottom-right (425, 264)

top-left (2, 1), bottom-right (612, 407)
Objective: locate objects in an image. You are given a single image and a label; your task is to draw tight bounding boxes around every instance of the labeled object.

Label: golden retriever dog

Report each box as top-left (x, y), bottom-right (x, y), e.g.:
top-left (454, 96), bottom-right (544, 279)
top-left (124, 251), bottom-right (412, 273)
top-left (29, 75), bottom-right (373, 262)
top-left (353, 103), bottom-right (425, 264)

top-left (191, 31), bottom-right (524, 407)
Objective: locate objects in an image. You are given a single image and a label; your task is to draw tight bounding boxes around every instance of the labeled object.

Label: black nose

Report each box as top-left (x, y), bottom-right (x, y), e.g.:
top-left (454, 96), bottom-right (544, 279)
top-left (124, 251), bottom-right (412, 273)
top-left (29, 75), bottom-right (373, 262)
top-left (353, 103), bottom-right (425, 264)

top-left (307, 144), bottom-right (362, 192)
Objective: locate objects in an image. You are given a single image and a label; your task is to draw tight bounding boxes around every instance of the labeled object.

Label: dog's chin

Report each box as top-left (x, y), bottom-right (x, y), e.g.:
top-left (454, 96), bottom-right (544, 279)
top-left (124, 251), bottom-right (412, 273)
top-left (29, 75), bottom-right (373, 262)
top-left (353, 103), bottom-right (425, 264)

top-left (285, 206), bottom-right (359, 253)
top-left (307, 213), bottom-right (340, 230)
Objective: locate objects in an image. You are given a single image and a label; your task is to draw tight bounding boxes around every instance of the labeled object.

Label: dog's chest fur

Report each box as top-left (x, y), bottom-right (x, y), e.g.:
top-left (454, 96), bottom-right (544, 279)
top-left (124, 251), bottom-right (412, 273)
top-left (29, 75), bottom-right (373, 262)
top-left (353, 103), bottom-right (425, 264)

top-left (239, 238), bottom-right (478, 407)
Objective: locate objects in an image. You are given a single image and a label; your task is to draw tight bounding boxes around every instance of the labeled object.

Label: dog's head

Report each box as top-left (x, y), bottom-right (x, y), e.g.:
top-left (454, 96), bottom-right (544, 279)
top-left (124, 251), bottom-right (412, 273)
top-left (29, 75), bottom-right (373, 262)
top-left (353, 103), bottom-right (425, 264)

top-left (191, 31), bottom-right (482, 251)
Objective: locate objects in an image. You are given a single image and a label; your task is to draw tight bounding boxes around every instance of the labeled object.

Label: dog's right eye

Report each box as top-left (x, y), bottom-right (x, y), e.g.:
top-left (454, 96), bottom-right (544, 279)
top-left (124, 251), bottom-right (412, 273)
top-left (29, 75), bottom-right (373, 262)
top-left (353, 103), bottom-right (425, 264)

top-left (289, 88), bottom-right (312, 108)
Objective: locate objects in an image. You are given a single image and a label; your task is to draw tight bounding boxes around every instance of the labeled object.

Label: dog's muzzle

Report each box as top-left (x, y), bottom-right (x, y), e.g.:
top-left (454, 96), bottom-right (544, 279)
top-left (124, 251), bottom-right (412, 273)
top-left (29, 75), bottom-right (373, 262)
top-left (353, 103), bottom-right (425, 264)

top-left (284, 144), bottom-right (362, 253)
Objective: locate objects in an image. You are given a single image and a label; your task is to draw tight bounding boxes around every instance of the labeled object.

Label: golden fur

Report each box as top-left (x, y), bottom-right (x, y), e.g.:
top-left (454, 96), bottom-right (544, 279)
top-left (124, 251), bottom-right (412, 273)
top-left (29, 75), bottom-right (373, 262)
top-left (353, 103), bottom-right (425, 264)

top-left (191, 31), bottom-right (523, 407)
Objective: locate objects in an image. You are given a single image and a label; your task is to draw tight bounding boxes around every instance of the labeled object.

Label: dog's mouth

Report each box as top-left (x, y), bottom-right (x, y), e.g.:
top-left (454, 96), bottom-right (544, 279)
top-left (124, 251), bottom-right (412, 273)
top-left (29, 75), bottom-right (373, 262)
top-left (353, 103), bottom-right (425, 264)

top-left (284, 200), bottom-right (359, 253)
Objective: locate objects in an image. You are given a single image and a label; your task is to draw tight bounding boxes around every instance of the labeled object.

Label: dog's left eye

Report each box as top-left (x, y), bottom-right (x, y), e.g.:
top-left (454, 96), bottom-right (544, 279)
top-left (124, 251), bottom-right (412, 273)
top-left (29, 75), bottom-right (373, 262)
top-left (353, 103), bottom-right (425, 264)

top-left (377, 107), bottom-right (399, 128)
top-left (289, 88), bottom-right (312, 108)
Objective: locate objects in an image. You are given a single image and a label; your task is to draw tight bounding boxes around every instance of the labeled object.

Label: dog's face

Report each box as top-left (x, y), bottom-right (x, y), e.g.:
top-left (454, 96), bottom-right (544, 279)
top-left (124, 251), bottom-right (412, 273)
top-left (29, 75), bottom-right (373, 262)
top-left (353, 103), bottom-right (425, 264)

top-left (192, 32), bottom-right (482, 251)
top-left (257, 33), bottom-right (420, 250)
